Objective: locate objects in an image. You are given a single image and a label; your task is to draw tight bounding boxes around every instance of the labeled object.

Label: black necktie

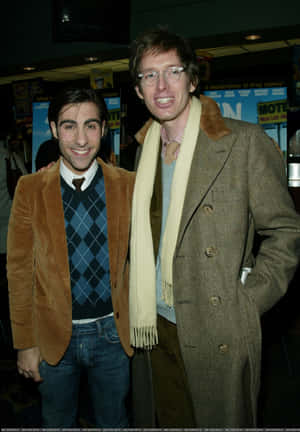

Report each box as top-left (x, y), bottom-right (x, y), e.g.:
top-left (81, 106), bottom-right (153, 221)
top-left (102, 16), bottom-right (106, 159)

top-left (72, 177), bottom-right (85, 191)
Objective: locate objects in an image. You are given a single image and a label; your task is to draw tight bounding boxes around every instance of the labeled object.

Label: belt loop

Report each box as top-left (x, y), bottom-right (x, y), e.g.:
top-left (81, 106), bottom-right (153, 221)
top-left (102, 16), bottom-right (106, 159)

top-left (95, 318), bottom-right (101, 334)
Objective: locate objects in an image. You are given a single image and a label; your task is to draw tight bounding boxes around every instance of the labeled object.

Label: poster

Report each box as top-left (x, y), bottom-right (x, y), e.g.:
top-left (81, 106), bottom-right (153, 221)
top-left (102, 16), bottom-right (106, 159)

top-left (292, 45), bottom-right (300, 107)
top-left (32, 102), bottom-right (52, 172)
top-left (104, 95), bottom-right (121, 162)
top-left (13, 79), bottom-right (44, 118)
top-left (90, 70), bottom-right (113, 89)
top-left (204, 87), bottom-right (287, 158)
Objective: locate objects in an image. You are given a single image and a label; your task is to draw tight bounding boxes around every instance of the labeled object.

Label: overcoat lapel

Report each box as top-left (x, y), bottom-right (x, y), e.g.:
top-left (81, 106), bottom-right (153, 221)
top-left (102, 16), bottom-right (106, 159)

top-left (177, 129), bottom-right (237, 247)
top-left (137, 95), bottom-right (235, 254)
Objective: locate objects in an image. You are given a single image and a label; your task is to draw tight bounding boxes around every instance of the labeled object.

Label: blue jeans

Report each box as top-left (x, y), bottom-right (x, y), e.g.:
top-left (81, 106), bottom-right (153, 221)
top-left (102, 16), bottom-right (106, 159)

top-left (38, 316), bottom-right (130, 427)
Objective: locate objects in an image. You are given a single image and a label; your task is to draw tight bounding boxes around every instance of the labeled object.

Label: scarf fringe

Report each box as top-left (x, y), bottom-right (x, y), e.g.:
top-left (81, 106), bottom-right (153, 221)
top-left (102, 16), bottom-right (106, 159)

top-left (162, 281), bottom-right (174, 307)
top-left (130, 326), bottom-right (158, 349)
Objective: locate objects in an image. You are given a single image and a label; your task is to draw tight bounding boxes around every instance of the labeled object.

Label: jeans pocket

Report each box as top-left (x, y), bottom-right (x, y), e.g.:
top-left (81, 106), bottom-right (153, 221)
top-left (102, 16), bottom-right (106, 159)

top-left (103, 317), bottom-right (120, 344)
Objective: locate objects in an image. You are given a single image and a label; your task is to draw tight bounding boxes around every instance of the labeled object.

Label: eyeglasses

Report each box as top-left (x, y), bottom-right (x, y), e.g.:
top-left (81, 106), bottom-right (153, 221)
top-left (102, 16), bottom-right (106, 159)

top-left (137, 66), bottom-right (186, 87)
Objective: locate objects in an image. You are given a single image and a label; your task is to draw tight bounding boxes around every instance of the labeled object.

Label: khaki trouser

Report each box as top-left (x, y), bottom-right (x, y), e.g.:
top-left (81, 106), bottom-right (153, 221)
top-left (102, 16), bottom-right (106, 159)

top-left (150, 315), bottom-right (196, 427)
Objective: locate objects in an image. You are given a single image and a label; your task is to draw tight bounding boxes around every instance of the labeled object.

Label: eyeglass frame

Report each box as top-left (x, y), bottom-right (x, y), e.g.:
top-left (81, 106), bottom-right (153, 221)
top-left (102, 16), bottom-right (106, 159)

top-left (137, 65), bottom-right (186, 86)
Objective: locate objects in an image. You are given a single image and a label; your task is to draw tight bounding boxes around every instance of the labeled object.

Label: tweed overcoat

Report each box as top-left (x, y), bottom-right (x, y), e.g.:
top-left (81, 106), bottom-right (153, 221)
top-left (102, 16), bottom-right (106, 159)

top-left (132, 95), bottom-right (300, 427)
top-left (7, 158), bottom-right (135, 365)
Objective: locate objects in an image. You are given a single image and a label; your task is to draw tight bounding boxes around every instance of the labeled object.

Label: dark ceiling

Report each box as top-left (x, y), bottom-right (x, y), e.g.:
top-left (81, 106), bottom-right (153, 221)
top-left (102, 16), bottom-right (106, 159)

top-left (0, 0), bottom-right (300, 84)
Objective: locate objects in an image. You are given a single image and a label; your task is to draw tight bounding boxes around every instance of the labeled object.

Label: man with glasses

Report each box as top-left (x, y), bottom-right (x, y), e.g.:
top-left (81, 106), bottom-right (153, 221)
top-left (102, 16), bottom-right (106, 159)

top-left (129, 28), bottom-right (300, 428)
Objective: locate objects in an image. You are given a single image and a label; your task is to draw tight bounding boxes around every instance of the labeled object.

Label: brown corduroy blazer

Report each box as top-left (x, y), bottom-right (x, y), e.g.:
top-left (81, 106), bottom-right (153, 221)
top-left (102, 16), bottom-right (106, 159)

top-left (7, 158), bottom-right (135, 365)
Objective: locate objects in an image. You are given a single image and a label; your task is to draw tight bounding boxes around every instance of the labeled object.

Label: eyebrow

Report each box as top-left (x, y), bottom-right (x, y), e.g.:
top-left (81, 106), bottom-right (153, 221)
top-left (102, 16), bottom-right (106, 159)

top-left (58, 118), bottom-right (101, 127)
top-left (141, 64), bottom-right (182, 72)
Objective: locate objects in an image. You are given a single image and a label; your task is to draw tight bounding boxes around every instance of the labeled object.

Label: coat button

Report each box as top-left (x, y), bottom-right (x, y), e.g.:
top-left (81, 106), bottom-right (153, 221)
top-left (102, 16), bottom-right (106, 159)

top-left (218, 344), bottom-right (229, 353)
top-left (210, 295), bottom-right (221, 306)
top-left (116, 312), bottom-right (119, 319)
top-left (205, 246), bottom-right (218, 257)
top-left (203, 204), bottom-right (214, 214)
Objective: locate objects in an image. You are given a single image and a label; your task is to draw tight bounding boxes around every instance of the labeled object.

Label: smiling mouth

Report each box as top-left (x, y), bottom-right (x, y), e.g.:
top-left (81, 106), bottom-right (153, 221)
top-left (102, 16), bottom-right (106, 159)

top-left (156, 97), bottom-right (173, 104)
top-left (72, 148), bottom-right (90, 156)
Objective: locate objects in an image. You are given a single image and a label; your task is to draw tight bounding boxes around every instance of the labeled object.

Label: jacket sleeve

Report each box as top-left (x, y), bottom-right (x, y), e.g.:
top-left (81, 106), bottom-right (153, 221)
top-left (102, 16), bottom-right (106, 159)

top-left (7, 176), bottom-right (36, 349)
top-left (244, 125), bottom-right (300, 315)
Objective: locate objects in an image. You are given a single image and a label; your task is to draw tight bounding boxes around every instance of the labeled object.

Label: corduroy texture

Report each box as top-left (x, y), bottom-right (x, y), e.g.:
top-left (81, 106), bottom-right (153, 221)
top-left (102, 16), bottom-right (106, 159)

top-left (7, 158), bottom-right (135, 365)
top-left (129, 97), bottom-right (201, 348)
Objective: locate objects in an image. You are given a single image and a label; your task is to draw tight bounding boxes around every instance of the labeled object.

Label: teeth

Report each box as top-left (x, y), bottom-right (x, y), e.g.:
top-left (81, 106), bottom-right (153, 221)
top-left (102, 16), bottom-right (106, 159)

top-left (157, 98), bottom-right (172, 104)
top-left (73, 149), bottom-right (88, 154)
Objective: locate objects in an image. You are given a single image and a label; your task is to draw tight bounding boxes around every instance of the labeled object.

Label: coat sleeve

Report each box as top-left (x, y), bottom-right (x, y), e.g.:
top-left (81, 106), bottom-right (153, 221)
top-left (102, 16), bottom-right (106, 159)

top-left (7, 176), bottom-right (36, 349)
top-left (244, 125), bottom-right (300, 315)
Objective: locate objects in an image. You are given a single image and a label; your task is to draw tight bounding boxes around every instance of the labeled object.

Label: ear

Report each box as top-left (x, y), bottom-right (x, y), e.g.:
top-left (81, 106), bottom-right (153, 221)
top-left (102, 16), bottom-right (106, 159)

top-left (189, 81), bottom-right (197, 94)
top-left (135, 85), bottom-right (144, 100)
top-left (50, 121), bottom-right (58, 139)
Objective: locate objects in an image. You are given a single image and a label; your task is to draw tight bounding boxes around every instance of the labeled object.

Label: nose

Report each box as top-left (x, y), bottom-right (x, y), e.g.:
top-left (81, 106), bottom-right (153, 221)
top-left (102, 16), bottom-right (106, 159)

top-left (156, 71), bottom-right (168, 91)
top-left (76, 127), bottom-right (88, 146)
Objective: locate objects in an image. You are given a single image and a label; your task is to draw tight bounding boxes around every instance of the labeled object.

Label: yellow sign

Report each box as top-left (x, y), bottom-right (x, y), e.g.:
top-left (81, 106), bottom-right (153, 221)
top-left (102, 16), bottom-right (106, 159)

top-left (108, 109), bottom-right (120, 130)
top-left (257, 100), bottom-right (287, 124)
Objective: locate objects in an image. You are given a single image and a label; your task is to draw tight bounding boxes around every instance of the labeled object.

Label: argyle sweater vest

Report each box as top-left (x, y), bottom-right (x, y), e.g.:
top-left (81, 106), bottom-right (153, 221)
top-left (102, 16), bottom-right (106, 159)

top-left (61, 166), bottom-right (113, 319)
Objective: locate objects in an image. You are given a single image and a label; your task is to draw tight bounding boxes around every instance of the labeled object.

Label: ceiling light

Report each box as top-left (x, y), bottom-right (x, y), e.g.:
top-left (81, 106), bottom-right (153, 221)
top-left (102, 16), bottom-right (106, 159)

top-left (61, 8), bottom-right (71, 23)
top-left (61, 13), bottom-right (70, 23)
top-left (85, 56), bottom-right (99, 63)
top-left (23, 66), bottom-right (36, 71)
top-left (244, 34), bottom-right (262, 41)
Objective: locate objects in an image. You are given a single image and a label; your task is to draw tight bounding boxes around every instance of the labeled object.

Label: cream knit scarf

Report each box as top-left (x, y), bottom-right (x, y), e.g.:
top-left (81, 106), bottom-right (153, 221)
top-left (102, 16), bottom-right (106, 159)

top-left (129, 96), bottom-right (202, 348)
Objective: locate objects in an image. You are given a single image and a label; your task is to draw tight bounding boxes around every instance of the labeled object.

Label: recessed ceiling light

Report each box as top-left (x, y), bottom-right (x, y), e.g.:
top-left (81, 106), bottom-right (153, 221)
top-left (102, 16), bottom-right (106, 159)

top-left (61, 13), bottom-right (70, 23)
top-left (23, 66), bottom-right (36, 71)
top-left (244, 34), bottom-right (262, 41)
top-left (85, 56), bottom-right (99, 63)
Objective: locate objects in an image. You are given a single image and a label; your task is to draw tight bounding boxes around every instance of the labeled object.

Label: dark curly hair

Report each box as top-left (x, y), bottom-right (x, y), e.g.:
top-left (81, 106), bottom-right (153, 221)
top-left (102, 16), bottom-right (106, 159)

top-left (48, 87), bottom-right (108, 135)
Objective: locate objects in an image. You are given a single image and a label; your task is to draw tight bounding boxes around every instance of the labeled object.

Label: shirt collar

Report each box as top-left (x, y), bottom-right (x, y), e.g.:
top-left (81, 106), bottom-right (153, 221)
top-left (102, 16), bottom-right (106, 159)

top-left (161, 126), bottom-right (184, 159)
top-left (160, 126), bottom-right (184, 145)
top-left (60, 158), bottom-right (98, 191)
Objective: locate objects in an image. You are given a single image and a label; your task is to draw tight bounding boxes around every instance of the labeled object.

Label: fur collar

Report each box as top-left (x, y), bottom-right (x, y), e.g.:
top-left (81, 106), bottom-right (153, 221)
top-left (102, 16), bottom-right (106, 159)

top-left (135, 94), bottom-right (231, 144)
